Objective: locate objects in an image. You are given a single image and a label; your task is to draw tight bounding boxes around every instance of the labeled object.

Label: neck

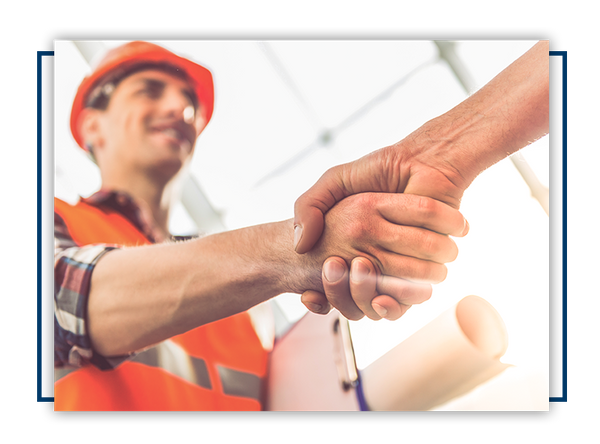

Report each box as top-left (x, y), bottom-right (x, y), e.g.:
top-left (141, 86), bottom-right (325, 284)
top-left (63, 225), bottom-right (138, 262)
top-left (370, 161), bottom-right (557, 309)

top-left (100, 169), bottom-right (176, 237)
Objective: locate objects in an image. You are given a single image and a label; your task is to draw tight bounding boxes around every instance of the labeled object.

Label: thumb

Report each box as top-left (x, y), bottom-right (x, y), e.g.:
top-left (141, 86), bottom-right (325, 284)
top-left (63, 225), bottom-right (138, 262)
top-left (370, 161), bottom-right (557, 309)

top-left (293, 166), bottom-right (347, 254)
top-left (293, 206), bottom-right (324, 254)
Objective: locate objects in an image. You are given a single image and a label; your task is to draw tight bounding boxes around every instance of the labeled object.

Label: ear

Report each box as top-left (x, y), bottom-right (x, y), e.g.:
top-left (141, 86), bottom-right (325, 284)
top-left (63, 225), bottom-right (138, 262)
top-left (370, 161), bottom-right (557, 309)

top-left (78, 107), bottom-right (105, 152)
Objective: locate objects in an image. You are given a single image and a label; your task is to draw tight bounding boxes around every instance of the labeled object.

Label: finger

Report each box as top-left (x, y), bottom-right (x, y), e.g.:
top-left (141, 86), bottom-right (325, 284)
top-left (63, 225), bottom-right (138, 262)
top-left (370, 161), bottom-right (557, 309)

top-left (293, 167), bottom-right (348, 254)
top-left (377, 193), bottom-right (469, 237)
top-left (374, 254), bottom-right (448, 284)
top-left (371, 295), bottom-right (412, 321)
top-left (349, 258), bottom-right (381, 320)
top-left (301, 291), bottom-right (332, 315)
top-left (322, 257), bottom-right (364, 321)
top-left (293, 206), bottom-right (324, 255)
top-left (347, 258), bottom-right (412, 321)
top-left (375, 225), bottom-right (459, 264)
top-left (377, 275), bottom-right (433, 305)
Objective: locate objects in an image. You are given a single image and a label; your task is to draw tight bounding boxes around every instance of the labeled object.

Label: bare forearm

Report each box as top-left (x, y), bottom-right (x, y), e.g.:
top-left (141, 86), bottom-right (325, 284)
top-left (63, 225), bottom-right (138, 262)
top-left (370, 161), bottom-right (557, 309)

top-left (88, 219), bottom-right (317, 356)
top-left (408, 41), bottom-right (549, 185)
top-left (88, 191), bottom-right (466, 356)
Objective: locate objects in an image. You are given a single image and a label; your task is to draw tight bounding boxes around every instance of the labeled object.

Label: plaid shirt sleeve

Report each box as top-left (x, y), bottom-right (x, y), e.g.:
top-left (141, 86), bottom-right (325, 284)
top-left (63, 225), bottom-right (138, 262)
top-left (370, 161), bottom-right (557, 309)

top-left (54, 212), bottom-right (129, 370)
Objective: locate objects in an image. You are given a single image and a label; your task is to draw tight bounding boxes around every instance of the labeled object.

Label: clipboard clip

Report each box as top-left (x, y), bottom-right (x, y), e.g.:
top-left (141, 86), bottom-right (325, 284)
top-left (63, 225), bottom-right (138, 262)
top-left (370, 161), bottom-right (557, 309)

top-left (332, 314), bottom-right (359, 391)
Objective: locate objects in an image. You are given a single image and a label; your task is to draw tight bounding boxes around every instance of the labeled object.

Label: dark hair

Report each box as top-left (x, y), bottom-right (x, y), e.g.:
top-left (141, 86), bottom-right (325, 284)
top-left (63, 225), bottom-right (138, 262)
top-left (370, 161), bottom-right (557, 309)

top-left (85, 62), bottom-right (199, 111)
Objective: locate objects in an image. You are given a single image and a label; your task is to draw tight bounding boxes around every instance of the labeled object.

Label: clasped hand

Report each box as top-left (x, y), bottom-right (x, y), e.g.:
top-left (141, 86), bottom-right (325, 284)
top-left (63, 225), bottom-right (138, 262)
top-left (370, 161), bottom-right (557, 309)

top-left (301, 192), bottom-right (467, 321)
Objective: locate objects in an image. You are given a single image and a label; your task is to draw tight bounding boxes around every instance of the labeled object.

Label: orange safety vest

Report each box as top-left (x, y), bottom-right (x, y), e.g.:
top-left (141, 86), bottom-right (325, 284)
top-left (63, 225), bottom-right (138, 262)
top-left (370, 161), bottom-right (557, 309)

top-left (54, 197), bottom-right (270, 411)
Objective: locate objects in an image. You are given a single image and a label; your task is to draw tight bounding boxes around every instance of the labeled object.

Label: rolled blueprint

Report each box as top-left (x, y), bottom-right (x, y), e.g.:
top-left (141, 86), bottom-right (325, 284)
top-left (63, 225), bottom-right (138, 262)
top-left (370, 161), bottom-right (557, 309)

top-left (361, 295), bottom-right (510, 411)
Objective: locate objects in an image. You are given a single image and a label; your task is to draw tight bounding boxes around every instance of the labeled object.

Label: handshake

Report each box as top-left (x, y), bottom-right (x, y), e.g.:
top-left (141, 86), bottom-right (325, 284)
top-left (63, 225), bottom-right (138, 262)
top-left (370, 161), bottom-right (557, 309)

top-left (291, 40), bottom-right (549, 321)
top-left (290, 143), bottom-right (470, 322)
top-left (297, 191), bottom-right (468, 322)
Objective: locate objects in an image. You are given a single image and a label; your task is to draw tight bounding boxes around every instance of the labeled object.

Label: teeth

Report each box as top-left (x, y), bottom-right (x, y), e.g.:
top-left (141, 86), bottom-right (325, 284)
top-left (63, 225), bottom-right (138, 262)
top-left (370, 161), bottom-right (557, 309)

top-left (161, 128), bottom-right (181, 139)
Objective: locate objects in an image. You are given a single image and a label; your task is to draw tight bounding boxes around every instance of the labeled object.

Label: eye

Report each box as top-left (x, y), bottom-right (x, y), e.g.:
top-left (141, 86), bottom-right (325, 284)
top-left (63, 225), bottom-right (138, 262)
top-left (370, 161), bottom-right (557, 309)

top-left (183, 91), bottom-right (199, 112)
top-left (141, 85), bottom-right (162, 99)
top-left (137, 79), bottom-right (165, 99)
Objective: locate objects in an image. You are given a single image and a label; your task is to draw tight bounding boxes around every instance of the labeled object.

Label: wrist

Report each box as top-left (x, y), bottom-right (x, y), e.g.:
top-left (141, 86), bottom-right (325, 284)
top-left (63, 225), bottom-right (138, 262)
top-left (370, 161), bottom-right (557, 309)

top-left (234, 219), bottom-right (323, 296)
top-left (417, 110), bottom-right (489, 186)
top-left (275, 219), bottom-right (324, 295)
top-left (407, 100), bottom-right (514, 189)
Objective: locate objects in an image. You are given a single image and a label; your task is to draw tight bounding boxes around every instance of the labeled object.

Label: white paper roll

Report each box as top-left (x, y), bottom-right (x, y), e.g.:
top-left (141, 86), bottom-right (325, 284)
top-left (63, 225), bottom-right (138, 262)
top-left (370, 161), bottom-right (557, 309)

top-left (361, 295), bottom-right (510, 411)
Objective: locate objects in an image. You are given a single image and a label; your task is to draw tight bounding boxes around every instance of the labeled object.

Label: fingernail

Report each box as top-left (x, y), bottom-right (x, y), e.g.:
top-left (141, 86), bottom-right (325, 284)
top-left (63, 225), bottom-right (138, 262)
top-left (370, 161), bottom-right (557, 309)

top-left (293, 225), bottom-right (302, 251)
top-left (324, 260), bottom-right (345, 282)
top-left (462, 219), bottom-right (470, 236)
top-left (372, 303), bottom-right (388, 318)
top-left (351, 260), bottom-right (369, 283)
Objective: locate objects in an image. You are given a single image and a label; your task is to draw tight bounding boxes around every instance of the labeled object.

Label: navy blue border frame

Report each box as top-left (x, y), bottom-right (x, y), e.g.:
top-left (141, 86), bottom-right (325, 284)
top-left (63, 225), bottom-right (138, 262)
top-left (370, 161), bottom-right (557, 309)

top-left (37, 50), bottom-right (54, 403)
top-left (36, 49), bottom-right (567, 404)
top-left (550, 49), bottom-right (571, 404)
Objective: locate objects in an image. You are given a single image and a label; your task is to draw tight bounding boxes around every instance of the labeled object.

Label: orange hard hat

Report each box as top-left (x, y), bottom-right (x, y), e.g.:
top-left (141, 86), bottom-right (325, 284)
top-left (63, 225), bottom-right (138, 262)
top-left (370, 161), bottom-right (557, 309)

top-left (70, 41), bottom-right (214, 151)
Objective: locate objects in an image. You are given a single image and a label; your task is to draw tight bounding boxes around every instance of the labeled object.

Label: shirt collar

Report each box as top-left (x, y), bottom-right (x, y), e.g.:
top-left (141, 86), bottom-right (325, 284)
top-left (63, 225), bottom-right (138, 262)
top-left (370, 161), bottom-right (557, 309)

top-left (80, 190), bottom-right (167, 243)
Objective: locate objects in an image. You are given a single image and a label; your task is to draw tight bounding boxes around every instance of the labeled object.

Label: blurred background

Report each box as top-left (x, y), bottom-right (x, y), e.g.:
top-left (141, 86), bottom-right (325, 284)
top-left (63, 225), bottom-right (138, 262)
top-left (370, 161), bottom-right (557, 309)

top-left (54, 40), bottom-right (550, 408)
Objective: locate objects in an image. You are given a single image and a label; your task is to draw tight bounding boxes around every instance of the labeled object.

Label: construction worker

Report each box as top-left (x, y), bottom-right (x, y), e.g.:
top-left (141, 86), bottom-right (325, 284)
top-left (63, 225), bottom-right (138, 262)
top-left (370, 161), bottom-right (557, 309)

top-left (54, 41), bottom-right (468, 410)
top-left (298, 40), bottom-right (549, 320)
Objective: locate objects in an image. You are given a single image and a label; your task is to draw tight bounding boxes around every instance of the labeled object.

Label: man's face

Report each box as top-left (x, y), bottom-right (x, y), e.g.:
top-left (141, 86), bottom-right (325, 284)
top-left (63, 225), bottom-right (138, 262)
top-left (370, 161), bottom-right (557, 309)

top-left (93, 69), bottom-right (205, 180)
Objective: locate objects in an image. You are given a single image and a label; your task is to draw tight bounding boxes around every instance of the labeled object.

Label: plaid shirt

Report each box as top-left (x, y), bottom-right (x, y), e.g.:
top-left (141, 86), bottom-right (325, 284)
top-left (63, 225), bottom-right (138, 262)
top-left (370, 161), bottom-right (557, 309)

top-left (54, 190), bottom-right (183, 370)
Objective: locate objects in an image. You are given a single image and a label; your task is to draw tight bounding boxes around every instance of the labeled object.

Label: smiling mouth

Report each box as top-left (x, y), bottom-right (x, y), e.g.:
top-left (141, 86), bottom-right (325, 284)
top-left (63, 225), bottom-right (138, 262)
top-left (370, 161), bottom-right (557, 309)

top-left (160, 127), bottom-right (184, 141)
top-left (151, 126), bottom-right (193, 151)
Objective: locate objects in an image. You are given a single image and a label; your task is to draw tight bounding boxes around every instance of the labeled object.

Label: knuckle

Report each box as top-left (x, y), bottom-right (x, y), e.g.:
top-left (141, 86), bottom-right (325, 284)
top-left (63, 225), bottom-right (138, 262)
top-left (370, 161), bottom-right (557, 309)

top-left (347, 219), bottom-right (367, 240)
top-left (425, 235), bottom-right (459, 263)
top-left (417, 230), bottom-right (437, 259)
top-left (414, 195), bottom-right (436, 221)
top-left (348, 219), bottom-right (376, 247)
top-left (349, 193), bottom-right (376, 218)
top-left (361, 192), bottom-right (377, 209)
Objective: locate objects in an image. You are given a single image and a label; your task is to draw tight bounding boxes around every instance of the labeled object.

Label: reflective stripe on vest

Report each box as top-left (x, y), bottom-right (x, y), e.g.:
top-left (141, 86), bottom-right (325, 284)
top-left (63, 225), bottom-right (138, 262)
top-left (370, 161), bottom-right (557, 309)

top-left (54, 197), bottom-right (270, 411)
